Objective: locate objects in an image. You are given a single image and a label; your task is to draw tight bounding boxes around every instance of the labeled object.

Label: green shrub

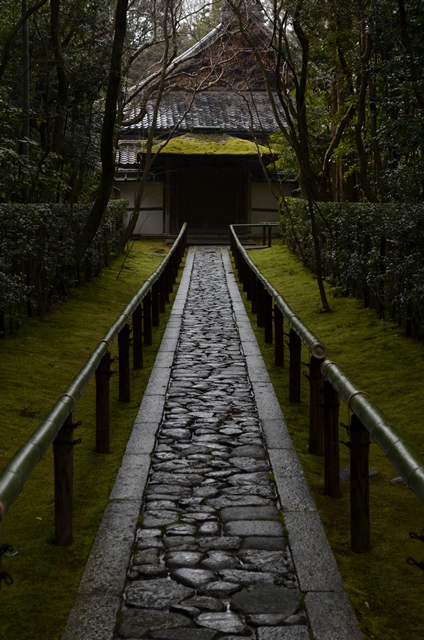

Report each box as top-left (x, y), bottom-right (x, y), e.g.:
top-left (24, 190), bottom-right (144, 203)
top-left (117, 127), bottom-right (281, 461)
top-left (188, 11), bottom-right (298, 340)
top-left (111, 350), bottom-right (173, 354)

top-left (0, 201), bottom-right (127, 332)
top-left (281, 199), bottom-right (424, 335)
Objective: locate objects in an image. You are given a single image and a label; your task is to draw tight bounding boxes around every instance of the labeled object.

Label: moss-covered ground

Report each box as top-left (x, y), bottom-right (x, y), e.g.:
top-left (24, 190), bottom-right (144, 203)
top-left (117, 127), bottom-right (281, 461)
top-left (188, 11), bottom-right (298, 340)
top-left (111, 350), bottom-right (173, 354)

top-left (243, 242), bottom-right (424, 640)
top-left (0, 239), bottom-right (179, 639)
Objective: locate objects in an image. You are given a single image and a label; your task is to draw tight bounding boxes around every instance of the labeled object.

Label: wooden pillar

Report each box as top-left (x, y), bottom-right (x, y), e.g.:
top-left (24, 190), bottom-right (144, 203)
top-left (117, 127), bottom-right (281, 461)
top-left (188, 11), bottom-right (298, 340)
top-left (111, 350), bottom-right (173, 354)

top-left (152, 281), bottom-right (160, 327)
top-left (144, 290), bottom-right (152, 345)
top-left (96, 351), bottom-right (111, 453)
top-left (159, 273), bottom-right (166, 313)
top-left (264, 290), bottom-right (273, 344)
top-left (251, 275), bottom-right (258, 314)
top-left (268, 225), bottom-right (272, 248)
top-left (350, 414), bottom-right (371, 552)
top-left (257, 279), bottom-right (265, 327)
top-left (53, 413), bottom-right (74, 546)
top-left (242, 261), bottom-right (248, 293)
top-left (245, 266), bottom-right (253, 302)
top-left (289, 329), bottom-right (301, 403)
top-left (323, 380), bottom-right (340, 497)
top-left (308, 356), bottom-right (324, 455)
top-left (132, 304), bottom-right (143, 370)
top-left (118, 323), bottom-right (130, 403)
top-left (274, 306), bottom-right (284, 366)
top-left (164, 266), bottom-right (170, 303)
top-left (167, 261), bottom-right (173, 295)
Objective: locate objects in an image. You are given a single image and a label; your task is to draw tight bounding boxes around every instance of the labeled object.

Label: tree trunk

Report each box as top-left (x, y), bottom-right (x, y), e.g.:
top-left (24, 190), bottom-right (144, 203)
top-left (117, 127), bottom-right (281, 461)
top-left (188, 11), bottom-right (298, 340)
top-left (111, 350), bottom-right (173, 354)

top-left (74, 0), bottom-right (128, 265)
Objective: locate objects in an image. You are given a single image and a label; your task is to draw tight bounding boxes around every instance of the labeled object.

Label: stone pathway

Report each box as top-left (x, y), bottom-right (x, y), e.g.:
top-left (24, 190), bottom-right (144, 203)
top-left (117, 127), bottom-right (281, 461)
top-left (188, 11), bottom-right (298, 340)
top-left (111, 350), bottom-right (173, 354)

top-left (116, 247), bottom-right (306, 640)
top-left (62, 246), bottom-right (363, 640)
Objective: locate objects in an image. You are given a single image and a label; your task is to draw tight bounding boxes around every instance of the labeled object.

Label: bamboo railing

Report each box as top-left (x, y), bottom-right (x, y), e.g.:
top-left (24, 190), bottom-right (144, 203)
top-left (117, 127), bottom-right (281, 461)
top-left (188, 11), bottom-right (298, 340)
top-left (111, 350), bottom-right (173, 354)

top-left (230, 224), bottom-right (424, 553)
top-left (0, 224), bottom-right (187, 550)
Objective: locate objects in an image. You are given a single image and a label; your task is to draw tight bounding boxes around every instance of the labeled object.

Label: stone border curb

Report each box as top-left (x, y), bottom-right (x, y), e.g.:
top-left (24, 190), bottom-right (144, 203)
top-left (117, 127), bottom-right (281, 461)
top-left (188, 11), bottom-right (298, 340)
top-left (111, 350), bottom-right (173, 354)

top-left (61, 248), bottom-right (196, 640)
top-left (221, 247), bottom-right (363, 640)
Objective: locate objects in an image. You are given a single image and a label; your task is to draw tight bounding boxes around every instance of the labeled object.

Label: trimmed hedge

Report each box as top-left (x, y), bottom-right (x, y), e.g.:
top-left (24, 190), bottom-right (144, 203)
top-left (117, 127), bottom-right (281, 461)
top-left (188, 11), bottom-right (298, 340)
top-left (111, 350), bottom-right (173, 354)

top-left (280, 199), bottom-right (424, 335)
top-left (0, 201), bottom-right (127, 334)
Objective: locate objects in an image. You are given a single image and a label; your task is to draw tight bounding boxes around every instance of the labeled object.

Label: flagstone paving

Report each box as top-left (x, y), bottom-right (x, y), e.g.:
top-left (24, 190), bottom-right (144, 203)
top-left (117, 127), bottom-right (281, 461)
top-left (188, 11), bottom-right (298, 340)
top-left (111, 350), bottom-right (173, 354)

top-left (62, 246), bottom-right (363, 640)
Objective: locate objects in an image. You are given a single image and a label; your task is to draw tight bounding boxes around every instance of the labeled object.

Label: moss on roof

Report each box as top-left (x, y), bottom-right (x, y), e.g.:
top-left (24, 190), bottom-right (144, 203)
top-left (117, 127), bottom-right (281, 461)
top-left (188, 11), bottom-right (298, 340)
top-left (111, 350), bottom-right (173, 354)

top-left (145, 133), bottom-right (269, 155)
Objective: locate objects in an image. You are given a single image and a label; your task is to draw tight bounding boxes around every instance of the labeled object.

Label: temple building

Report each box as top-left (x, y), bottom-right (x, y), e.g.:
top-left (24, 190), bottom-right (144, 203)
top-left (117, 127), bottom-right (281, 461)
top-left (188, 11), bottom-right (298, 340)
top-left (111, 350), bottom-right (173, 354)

top-left (116, 1), bottom-right (295, 238)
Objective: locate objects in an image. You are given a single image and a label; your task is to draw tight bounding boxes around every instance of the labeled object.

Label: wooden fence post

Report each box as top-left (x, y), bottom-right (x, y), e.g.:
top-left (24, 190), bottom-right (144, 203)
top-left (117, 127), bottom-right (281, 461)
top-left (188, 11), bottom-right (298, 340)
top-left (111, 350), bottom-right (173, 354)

top-left (164, 265), bottom-right (170, 303)
top-left (96, 351), bottom-right (111, 453)
top-left (264, 290), bottom-right (273, 344)
top-left (274, 306), bottom-right (284, 366)
top-left (251, 275), bottom-right (258, 314)
top-left (323, 380), bottom-right (340, 497)
top-left (246, 266), bottom-right (252, 301)
top-left (132, 304), bottom-right (143, 370)
top-left (350, 414), bottom-right (371, 552)
top-left (144, 290), bottom-right (152, 345)
top-left (53, 413), bottom-right (74, 546)
top-left (257, 279), bottom-right (265, 327)
top-left (152, 281), bottom-right (160, 327)
top-left (289, 329), bottom-right (301, 402)
top-left (308, 356), bottom-right (324, 455)
top-left (159, 273), bottom-right (166, 313)
top-left (118, 323), bottom-right (130, 403)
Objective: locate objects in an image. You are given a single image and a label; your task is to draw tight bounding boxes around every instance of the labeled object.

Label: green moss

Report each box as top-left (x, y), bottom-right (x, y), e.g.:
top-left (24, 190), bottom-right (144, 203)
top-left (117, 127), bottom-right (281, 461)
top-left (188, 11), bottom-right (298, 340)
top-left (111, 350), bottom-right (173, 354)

top-left (0, 239), bottom-right (179, 640)
top-left (145, 133), bottom-right (269, 156)
top-left (239, 242), bottom-right (424, 640)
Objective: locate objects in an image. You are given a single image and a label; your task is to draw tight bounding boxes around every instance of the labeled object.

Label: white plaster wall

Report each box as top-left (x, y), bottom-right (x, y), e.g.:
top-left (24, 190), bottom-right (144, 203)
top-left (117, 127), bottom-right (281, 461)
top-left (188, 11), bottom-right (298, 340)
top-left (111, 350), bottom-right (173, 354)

top-left (250, 182), bottom-right (280, 234)
top-left (119, 181), bottom-right (164, 235)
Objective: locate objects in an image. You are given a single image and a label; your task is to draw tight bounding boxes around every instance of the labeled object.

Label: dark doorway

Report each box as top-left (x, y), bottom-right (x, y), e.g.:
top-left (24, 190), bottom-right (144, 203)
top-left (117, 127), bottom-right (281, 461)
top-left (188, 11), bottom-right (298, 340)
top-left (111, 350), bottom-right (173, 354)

top-left (168, 157), bottom-right (248, 234)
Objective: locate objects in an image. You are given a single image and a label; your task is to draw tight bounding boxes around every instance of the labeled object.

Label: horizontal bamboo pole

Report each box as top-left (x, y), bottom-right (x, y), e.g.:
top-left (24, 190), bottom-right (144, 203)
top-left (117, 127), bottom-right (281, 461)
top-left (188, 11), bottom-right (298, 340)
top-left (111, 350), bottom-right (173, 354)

top-left (230, 225), bottom-right (424, 505)
top-left (0, 223), bottom-right (187, 520)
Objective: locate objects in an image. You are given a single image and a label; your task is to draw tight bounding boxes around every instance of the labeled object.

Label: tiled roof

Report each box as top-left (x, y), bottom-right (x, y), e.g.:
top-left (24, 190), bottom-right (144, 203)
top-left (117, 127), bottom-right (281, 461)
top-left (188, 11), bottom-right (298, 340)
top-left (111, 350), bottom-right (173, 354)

top-left (116, 144), bottom-right (140, 168)
top-left (121, 91), bottom-right (281, 138)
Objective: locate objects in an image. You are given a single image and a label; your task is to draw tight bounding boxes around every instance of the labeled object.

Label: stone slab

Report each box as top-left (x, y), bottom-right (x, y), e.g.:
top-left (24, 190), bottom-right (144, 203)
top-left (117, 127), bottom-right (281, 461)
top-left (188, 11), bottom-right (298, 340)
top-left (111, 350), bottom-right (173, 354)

top-left (125, 422), bottom-right (157, 454)
top-left (61, 594), bottom-right (120, 640)
top-left (224, 520), bottom-right (283, 537)
top-left (305, 592), bottom-right (363, 640)
top-left (78, 499), bottom-right (139, 596)
top-left (134, 394), bottom-right (165, 424)
top-left (231, 584), bottom-right (301, 615)
top-left (284, 511), bottom-right (345, 592)
top-left (109, 453), bottom-right (151, 500)
top-left (257, 628), bottom-right (310, 640)
top-left (261, 418), bottom-right (294, 450)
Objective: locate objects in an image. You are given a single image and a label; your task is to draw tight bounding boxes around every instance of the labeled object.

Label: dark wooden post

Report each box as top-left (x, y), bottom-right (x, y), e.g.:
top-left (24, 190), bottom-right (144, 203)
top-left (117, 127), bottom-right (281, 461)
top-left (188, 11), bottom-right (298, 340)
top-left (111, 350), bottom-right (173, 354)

top-left (274, 306), bottom-right (284, 366)
top-left (144, 290), bottom-right (153, 345)
top-left (289, 329), bottom-right (301, 402)
top-left (152, 281), bottom-right (160, 326)
top-left (168, 261), bottom-right (174, 295)
top-left (118, 323), bottom-right (130, 403)
top-left (251, 275), bottom-right (258, 314)
top-left (268, 225), bottom-right (272, 248)
top-left (264, 290), bottom-right (273, 344)
top-left (323, 380), bottom-right (340, 497)
top-left (159, 273), bottom-right (166, 313)
top-left (241, 260), bottom-right (249, 292)
top-left (262, 225), bottom-right (266, 246)
top-left (308, 356), bottom-right (324, 455)
top-left (246, 266), bottom-right (252, 301)
top-left (53, 413), bottom-right (74, 546)
top-left (132, 303), bottom-right (143, 370)
top-left (350, 414), bottom-right (371, 552)
top-left (164, 265), bottom-right (170, 303)
top-left (257, 279), bottom-right (265, 327)
top-left (96, 351), bottom-right (111, 453)
top-left (172, 252), bottom-right (178, 284)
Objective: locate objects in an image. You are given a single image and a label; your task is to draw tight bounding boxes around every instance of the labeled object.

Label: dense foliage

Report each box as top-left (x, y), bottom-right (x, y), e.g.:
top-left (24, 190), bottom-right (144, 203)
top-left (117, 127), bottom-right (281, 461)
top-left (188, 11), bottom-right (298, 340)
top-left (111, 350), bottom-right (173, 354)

top-left (281, 198), bottom-right (424, 335)
top-left (0, 200), bottom-right (127, 333)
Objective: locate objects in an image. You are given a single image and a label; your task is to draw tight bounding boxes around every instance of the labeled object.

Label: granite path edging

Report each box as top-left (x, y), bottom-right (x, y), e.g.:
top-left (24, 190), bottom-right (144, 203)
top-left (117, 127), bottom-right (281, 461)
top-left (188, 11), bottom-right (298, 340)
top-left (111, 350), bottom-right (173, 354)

top-left (221, 247), bottom-right (363, 640)
top-left (61, 248), bottom-right (196, 640)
